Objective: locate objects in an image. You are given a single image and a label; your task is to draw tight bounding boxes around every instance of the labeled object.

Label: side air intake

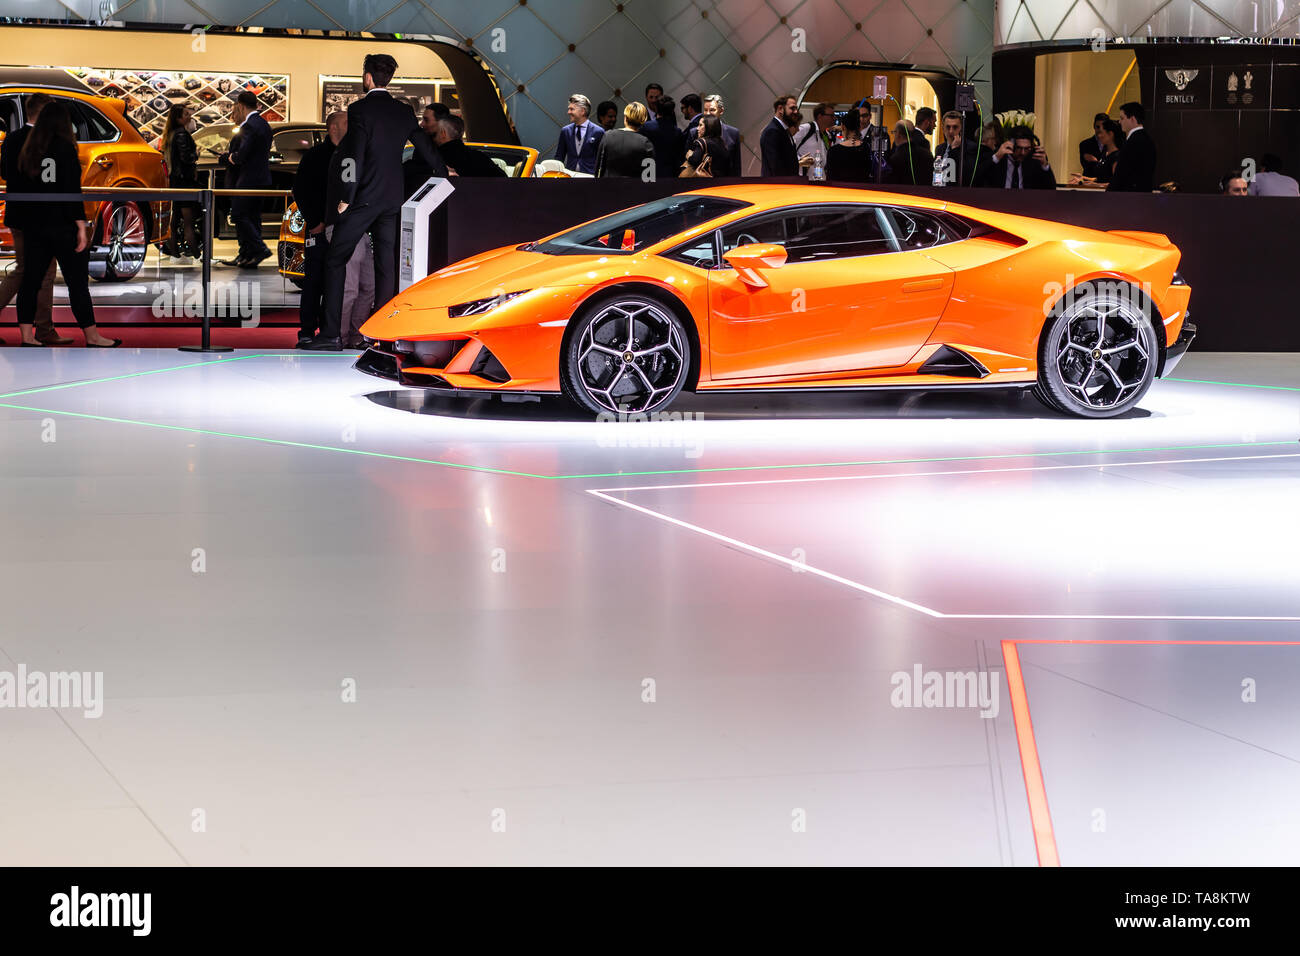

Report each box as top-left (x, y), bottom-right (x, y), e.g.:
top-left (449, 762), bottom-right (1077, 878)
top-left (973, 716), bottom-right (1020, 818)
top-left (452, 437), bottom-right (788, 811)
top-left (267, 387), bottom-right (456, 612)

top-left (918, 346), bottom-right (990, 379)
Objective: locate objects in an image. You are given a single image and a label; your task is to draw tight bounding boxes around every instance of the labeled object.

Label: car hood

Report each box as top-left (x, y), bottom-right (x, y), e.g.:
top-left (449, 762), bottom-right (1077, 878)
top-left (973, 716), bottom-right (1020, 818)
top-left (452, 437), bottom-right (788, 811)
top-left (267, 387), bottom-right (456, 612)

top-left (386, 245), bottom-right (639, 311)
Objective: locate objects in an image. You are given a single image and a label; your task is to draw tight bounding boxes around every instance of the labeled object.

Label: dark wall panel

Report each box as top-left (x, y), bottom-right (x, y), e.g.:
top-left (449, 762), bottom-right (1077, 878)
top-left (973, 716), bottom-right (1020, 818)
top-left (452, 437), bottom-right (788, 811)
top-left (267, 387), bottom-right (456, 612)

top-left (436, 178), bottom-right (1298, 352)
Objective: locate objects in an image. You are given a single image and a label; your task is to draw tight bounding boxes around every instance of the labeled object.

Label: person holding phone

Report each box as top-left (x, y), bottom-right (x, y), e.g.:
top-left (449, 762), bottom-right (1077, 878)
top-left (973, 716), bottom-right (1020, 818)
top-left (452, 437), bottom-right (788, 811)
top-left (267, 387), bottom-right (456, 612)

top-left (976, 126), bottom-right (1056, 189)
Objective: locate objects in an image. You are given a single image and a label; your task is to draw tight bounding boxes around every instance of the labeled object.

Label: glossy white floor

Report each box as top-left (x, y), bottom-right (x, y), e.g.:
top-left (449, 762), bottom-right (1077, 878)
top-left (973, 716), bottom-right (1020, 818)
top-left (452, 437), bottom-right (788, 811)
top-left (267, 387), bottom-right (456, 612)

top-left (0, 349), bottom-right (1297, 866)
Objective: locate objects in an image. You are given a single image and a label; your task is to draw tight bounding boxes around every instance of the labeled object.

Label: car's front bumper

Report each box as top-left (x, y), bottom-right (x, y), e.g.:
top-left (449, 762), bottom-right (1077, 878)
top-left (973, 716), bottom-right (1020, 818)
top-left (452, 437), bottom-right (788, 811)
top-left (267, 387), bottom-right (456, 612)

top-left (1162, 320), bottom-right (1196, 376)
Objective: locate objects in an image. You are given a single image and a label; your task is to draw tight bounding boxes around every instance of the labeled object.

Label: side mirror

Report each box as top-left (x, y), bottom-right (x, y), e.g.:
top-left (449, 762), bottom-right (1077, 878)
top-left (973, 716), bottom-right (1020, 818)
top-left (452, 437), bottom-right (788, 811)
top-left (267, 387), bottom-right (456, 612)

top-left (723, 243), bottom-right (787, 289)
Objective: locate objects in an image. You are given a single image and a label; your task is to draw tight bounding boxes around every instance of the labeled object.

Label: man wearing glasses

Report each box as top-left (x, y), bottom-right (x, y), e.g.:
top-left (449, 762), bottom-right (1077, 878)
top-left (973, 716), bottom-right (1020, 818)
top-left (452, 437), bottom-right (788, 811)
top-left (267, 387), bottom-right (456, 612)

top-left (977, 126), bottom-right (1056, 189)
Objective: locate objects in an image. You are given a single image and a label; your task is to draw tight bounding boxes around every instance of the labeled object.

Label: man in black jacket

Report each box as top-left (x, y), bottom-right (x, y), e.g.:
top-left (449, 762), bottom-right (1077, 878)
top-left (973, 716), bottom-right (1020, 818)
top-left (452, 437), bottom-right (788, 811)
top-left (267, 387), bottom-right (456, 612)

top-left (291, 110), bottom-right (345, 347)
top-left (402, 104), bottom-right (450, 199)
top-left (976, 126), bottom-right (1056, 189)
top-left (224, 90), bottom-right (273, 267)
top-left (760, 95), bottom-right (801, 176)
top-left (307, 53), bottom-right (442, 350)
top-left (1078, 112), bottom-right (1108, 178)
top-left (435, 115), bottom-right (505, 177)
top-left (0, 91), bottom-right (71, 345)
top-left (885, 121), bottom-right (936, 185)
top-left (1108, 101), bottom-right (1157, 193)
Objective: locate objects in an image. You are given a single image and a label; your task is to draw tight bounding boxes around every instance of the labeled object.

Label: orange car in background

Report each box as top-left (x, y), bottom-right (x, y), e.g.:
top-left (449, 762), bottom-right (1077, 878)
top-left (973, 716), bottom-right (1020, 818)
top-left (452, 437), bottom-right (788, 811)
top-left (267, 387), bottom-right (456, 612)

top-left (356, 184), bottom-right (1195, 419)
top-left (0, 71), bottom-right (170, 281)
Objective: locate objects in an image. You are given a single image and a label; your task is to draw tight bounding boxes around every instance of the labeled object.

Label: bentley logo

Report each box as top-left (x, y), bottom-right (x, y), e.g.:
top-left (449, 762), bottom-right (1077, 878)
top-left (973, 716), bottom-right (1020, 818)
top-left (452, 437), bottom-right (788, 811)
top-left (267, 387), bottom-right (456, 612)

top-left (1165, 69), bottom-right (1199, 91)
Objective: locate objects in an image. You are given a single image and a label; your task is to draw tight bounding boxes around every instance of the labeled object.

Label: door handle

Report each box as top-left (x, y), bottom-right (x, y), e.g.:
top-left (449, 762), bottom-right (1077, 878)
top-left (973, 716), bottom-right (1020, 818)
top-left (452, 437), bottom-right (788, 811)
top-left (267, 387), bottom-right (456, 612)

top-left (902, 278), bottom-right (944, 293)
top-left (93, 156), bottom-right (114, 169)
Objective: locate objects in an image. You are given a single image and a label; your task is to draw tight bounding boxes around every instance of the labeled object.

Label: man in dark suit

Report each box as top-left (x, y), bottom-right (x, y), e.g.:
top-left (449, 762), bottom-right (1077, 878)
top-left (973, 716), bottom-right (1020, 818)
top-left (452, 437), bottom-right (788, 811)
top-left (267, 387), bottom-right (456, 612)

top-left (640, 97), bottom-right (686, 177)
top-left (402, 104), bottom-right (450, 199)
top-left (306, 53), bottom-right (442, 350)
top-left (932, 111), bottom-right (986, 187)
top-left (685, 95), bottom-right (741, 176)
top-left (554, 94), bottom-right (603, 174)
top-left (976, 126), bottom-right (1056, 189)
top-left (0, 91), bottom-right (71, 345)
top-left (760, 95), bottom-right (801, 177)
top-left (1078, 112), bottom-right (1108, 178)
top-left (1108, 101), bottom-right (1157, 193)
top-left (223, 90), bottom-right (272, 267)
top-left (885, 121), bottom-right (937, 185)
top-left (435, 115), bottom-right (505, 177)
top-left (291, 111), bottom-right (346, 347)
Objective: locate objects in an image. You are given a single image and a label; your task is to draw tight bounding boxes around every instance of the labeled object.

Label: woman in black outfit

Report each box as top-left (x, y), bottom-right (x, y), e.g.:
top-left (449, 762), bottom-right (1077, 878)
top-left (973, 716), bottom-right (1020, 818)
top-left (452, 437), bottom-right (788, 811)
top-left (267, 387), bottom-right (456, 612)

top-left (13, 101), bottom-right (119, 347)
top-left (683, 115), bottom-right (732, 177)
top-left (162, 104), bottom-right (202, 260)
top-left (595, 102), bottom-right (655, 178)
top-left (826, 108), bottom-right (872, 183)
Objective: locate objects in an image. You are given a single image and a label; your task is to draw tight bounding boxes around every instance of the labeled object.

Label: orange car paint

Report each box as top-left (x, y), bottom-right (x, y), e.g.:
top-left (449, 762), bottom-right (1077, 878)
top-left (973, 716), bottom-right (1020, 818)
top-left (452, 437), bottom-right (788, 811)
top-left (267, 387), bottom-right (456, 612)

top-left (360, 184), bottom-right (1190, 395)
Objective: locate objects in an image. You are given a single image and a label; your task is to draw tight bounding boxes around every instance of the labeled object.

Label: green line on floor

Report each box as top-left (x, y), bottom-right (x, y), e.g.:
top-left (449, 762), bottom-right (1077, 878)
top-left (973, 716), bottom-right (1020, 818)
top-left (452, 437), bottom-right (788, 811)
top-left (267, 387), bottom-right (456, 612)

top-left (0, 353), bottom-right (272, 399)
top-left (1167, 377), bottom-right (1300, 392)
top-left (0, 402), bottom-right (552, 479)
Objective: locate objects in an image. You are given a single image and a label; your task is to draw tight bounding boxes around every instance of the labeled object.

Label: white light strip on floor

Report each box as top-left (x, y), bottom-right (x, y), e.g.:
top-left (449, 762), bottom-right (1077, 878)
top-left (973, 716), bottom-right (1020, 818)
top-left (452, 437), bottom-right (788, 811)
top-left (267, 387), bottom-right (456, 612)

top-left (586, 489), bottom-right (945, 618)
top-left (589, 451), bottom-right (1300, 622)
top-left (594, 452), bottom-right (1300, 493)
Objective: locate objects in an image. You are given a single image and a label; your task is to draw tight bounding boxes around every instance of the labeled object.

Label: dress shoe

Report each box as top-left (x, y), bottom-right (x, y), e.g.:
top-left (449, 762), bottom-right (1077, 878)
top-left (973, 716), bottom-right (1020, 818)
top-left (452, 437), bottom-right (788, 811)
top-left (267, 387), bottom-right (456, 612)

top-left (295, 334), bottom-right (315, 349)
top-left (220, 256), bottom-right (248, 266)
top-left (302, 336), bottom-right (343, 351)
top-left (240, 249), bottom-right (272, 268)
top-left (37, 333), bottom-right (75, 346)
top-left (86, 338), bottom-right (123, 348)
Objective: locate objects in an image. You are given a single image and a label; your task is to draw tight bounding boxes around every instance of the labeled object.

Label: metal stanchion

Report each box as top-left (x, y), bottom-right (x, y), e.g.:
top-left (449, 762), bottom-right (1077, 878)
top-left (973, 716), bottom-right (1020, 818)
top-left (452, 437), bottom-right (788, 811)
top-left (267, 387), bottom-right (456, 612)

top-left (179, 188), bottom-right (231, 353)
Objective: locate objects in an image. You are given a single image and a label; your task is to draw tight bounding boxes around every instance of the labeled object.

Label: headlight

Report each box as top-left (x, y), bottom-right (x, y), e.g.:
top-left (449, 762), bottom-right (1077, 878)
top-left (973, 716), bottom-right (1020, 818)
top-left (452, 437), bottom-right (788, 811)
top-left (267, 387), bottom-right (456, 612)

top-left (286, 208), bottom-right (304, 234)
top-left (448, 290), bottom-right (529, 317)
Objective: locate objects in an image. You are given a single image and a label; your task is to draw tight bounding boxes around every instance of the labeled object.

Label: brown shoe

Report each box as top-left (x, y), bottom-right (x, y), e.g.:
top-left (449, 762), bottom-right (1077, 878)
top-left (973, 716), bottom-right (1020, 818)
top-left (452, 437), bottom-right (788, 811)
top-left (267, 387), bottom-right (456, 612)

top-left (37, 333), bottom-right (75, 346)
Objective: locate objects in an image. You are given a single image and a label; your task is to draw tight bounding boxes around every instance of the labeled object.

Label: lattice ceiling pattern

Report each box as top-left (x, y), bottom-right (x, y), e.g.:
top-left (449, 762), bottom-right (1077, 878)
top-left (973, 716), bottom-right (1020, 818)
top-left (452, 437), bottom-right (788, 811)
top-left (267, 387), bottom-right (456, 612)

top-left (3, 0), bottom-right (995, 174)
top-left (997, 0), bottom-right (1300, 46)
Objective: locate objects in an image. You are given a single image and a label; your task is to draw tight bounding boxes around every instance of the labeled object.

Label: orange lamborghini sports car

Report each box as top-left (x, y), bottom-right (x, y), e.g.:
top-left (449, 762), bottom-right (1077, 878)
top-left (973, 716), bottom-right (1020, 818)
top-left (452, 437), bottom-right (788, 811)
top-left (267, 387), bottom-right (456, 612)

top-left (356, 184), bottom-right (1195, 418)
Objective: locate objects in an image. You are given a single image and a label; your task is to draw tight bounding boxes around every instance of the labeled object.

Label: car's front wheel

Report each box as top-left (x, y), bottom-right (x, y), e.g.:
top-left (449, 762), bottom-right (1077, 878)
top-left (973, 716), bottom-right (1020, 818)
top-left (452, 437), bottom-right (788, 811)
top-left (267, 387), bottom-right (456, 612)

top-left (1034, 284), bottom-right (1158, 418)
top-left (560, 293), bottom-right (691, 416)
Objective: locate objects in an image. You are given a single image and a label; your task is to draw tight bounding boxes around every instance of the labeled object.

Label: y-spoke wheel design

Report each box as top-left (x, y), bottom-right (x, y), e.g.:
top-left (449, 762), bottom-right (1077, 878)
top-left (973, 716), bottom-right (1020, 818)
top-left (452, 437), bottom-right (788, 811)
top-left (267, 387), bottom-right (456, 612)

top-left (1035, 285), bottom-right (1158, 418)
top-left (561, 294), bottom-right (691, 416)
top-left (93, 202), bottom-right (148, 282)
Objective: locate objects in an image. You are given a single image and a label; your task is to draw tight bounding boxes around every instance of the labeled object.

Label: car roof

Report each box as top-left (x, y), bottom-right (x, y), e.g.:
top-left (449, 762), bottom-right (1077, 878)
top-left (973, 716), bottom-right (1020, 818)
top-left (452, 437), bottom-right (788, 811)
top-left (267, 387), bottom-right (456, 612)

top-left (0, 69), bottom-right (95, 95)
top-left (681, 183), bottom-right (950, 212)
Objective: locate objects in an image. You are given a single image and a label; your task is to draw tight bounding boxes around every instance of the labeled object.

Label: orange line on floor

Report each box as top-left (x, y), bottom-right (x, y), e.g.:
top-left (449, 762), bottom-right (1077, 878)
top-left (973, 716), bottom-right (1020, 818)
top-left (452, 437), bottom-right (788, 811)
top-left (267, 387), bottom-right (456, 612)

top-left (1001, 639), bottom-right (1060, 867)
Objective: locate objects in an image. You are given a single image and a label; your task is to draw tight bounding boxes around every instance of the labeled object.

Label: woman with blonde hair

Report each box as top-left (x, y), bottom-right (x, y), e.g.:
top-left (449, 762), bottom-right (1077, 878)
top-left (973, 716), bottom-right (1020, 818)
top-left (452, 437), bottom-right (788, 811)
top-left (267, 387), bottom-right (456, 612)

top-left (595, 101), bottom-right (655, 177)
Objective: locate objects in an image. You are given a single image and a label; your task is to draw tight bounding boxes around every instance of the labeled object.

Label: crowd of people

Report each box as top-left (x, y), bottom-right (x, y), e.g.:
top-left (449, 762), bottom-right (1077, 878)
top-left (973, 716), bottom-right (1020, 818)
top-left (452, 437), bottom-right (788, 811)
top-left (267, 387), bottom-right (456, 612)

top-left (4, 61), bottom-right (1298, 347)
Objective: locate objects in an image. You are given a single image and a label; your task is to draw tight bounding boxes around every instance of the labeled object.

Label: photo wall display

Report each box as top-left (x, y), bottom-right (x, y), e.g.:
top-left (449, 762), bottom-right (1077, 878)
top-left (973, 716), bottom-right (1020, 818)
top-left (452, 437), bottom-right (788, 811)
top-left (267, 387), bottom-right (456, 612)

top-left (319, 76), bottom-right (455, 120)
top-left (56, 68), bottom-right (289, 144)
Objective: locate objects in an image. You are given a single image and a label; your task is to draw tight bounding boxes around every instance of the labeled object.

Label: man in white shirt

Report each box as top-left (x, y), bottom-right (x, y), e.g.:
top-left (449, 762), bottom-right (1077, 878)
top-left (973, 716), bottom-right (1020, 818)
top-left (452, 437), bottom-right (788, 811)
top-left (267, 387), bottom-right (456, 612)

top-left (793, 103), bottom-right (834, 177)
top-left (1249, 154), bottom-right (1300, 196)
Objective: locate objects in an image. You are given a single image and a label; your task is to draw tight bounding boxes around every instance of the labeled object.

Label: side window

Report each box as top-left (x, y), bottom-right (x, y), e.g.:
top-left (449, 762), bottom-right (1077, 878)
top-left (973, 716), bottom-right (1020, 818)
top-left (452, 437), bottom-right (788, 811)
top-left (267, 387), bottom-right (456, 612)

top-left (722, 206), bottom-right (897, 264)
top-left (0, 95), bottom-right (21, 134)
top-left (55, 100), bottom-right (118, 143)
top-left (883, 208), bottom-right (961, 250)
top-left (666, 231), bottom-right (718, 269)
top-left (782, 207), bottom-right (895, 261)
top-left (720, 212), bottom-right (787, 255)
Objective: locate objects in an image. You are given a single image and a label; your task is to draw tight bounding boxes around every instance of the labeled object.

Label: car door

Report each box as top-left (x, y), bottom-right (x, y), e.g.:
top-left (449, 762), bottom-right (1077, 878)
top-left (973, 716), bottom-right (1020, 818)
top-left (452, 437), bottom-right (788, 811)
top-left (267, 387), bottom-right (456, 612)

top-left (706, 204), bottom-right (955, 380)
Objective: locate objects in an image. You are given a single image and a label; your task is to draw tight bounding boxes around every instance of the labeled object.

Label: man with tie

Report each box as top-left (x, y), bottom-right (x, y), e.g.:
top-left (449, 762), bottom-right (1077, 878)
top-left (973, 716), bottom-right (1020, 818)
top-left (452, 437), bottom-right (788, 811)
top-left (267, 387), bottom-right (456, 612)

top-left (305, 53), bottom-right (442, 351)
top-left (555, 94), bottom-right (603, 175)
top-left (760, 95), bottom-right (801, 177)
top-left (976, 126), bottom-right (1056, 189)
top-left (932, 110), bottom-right (985, 187)
top-left (1108, 102), bottom-right (1157, 193)
top-left (1078, 112), bottom-right (1109, 178)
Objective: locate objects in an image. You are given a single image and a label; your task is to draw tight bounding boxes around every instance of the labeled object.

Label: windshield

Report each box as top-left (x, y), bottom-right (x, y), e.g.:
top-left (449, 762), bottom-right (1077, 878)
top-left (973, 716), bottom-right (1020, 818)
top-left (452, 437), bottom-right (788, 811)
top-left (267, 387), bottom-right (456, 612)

top-left (530, 195), bottom-right (749, 255)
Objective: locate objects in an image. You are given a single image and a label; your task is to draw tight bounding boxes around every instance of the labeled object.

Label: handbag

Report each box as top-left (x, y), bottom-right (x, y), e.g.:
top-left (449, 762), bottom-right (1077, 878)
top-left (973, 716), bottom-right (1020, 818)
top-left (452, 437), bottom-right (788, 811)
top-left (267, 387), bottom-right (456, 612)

top-left (679, 140), bottom-right (714, 178)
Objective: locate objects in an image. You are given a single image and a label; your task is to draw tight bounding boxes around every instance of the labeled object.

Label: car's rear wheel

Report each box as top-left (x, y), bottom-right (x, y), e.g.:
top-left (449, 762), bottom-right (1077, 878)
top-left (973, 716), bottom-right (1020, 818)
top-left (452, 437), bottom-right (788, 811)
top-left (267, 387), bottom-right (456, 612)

top-left (560, 294), bottom-right (691, 416)
top-left (92, 201), bottom-right (149, 282)
top-left (1035, 284), bottom-right (1157, 418)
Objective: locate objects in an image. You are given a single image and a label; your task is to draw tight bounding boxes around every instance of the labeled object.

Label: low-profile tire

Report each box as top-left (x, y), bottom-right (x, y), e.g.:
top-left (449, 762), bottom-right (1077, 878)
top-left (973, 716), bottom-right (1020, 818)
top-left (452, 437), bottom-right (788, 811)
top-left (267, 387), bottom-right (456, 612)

top-left (1031, 382), bottom-right (1067, 414)
top-left (560, 292), bottom-right (692, 417)
top-left (92, 201), bottom-right (149, 282)
top-left (1035, 283), bottom-right (1158, 418)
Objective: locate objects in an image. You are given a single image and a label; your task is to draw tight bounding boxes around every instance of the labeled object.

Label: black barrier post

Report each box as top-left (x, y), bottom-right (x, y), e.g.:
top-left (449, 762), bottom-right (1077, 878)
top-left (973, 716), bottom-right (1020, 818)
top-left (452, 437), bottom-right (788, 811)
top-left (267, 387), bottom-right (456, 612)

top-left (179, 187), bottom-right (232, 353)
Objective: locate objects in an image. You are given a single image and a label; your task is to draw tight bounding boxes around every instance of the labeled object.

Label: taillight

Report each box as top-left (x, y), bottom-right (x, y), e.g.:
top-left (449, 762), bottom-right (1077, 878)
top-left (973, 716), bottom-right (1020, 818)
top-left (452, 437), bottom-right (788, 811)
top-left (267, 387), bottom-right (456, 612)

top-left (621, 229), bottom-right (635, 251)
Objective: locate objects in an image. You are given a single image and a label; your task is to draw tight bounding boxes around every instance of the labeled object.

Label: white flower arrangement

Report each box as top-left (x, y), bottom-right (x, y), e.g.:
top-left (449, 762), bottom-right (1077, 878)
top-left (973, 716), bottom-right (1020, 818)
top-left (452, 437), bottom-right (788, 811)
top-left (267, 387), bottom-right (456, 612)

top-left (994, 110), bottom-right (1036, 132)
